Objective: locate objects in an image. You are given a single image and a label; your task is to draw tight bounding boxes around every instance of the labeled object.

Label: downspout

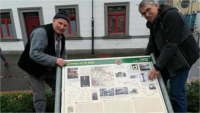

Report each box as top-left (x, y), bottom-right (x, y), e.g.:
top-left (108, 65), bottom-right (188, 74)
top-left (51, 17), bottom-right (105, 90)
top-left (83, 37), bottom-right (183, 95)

top-left (92, 0), bottom-right (94, 55)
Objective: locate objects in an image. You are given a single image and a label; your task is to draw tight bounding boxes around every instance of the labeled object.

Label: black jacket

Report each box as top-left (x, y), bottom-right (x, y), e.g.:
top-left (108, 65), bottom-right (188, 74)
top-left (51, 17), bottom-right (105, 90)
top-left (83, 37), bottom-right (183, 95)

top-left (145, 4), bottom-right (199, 77)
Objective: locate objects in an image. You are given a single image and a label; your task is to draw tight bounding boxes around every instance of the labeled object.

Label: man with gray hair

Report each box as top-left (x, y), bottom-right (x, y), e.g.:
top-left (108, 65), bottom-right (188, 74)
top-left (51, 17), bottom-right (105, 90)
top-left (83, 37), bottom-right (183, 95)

top-left (138, 0), bottom-right (199, 112)
top-left (18, 11), bottom-right (69, 112)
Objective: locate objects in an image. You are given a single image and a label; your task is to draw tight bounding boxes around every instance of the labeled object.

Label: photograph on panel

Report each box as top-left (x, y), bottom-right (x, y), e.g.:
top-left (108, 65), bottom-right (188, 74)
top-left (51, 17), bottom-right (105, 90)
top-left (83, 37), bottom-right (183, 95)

top-left (129, 72), bottom-right (140, 79)
top-left (115, 87), bottom-right (129, 95)
top-left (148, 83), bottom-right (156, 90)
top-left (129, 87), bottom-right (148, 98)
top-left (115, 71), bottom-right (127, 78)
top-left (139, 72), bottom-right (151, 82)
top-left (67, 67), bottom-right (78, 79)
top-left (129, 87), bottom-right (138, 95)
top-left (139, 72), bottom-right (147, 82)
top-left (91, 66), bottom-right (115, 87)
top-left (91, 92), bottom-right (98, 100)
top-left (132, 64), bottom-right (139, 71)
top-left (139, 63), bottom-right (151, 71)
top-left (126, 64), bottom-right (140, 75)
top-left (80, 76), bottom-right (90, 87)
top-left (67, 105), bottom-right (74, 113)
top-left (99, 88), bottom-right (115, 97)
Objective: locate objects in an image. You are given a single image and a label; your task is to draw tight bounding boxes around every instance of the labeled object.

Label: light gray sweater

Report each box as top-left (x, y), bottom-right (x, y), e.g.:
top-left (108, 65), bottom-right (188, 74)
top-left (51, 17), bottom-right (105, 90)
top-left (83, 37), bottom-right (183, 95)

top-left (29, 27), bottom-right (67, 67)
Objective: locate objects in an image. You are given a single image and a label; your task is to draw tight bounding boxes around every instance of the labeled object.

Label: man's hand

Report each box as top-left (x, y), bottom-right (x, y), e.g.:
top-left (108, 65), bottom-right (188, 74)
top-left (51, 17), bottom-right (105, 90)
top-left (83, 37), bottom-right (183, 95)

top-left (149, 68), bottom-right (160, 81)
top-left (56, 58), bottom-right (66, 67)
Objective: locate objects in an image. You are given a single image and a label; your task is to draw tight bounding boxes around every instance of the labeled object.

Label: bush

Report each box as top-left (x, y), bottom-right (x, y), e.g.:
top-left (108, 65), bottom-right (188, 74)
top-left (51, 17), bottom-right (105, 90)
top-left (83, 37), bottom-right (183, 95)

top-left (46, 89), bottom-right (55, 112)
top-left (185, 79), bottom-right (200, 112)
top-left (167, 79), bottom-right (200, 112)
top-left (0, 91), bottom-right (35, 112)
top-left (0, 89), bottom-right (55, 112)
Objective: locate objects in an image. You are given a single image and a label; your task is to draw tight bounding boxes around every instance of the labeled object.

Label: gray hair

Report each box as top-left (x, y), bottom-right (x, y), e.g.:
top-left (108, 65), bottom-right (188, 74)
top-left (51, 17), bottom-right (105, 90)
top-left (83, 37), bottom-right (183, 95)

top-left (139, 0), bottom-right (158, 9)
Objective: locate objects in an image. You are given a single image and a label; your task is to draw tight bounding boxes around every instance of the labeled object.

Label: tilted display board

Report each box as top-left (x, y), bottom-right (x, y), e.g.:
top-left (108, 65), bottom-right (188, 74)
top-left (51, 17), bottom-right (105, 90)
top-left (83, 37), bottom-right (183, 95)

top-left (61, 56), bottom-right (167, 113)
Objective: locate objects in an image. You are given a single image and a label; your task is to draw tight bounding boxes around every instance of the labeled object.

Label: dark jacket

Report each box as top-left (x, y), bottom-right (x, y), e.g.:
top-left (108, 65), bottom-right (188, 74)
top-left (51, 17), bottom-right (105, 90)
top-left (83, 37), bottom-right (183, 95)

top-left (18, 24), bottom-right (66, 78)
top-left (145, 4), bottom-right (199, 77)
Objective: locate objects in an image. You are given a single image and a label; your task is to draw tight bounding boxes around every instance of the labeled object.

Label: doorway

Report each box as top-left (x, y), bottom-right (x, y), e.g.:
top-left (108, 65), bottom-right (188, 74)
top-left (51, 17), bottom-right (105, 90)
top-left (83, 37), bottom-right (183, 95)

top-left (18, 7), bottom-right (44, 45)
top-left (23, 12), bottom-right (40, 39)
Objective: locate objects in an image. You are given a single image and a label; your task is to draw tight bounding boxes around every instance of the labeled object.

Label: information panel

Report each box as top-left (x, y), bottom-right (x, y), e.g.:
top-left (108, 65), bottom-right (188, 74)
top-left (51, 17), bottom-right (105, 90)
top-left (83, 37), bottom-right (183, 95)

top-left (62, 56), bottom-right (167, 113)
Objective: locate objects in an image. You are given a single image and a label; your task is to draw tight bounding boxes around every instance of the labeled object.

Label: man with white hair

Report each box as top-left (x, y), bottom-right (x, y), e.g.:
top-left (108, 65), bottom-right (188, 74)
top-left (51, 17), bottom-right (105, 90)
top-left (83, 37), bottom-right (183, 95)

top-left (18, 11), bottom-right (69, 112)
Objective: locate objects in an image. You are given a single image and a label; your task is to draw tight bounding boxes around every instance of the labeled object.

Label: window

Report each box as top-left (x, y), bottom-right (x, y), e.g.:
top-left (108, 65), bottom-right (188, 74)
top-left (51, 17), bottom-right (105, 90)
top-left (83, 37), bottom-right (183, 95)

top-left (59, 8), bottom-right (77, 35)
top-left (56, 5), bottom-right (80, 37)
top-left (105, 2), bottom-right (130, 36)
top-left (108, 6), bottom-right (126, 34)
top-left (0, 12), bottom-right (14, 38)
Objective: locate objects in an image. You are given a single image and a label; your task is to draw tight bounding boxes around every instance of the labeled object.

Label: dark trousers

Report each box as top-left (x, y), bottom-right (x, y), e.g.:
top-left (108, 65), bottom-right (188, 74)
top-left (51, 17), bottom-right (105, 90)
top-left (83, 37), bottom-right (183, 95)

top-left (0, 48), bottom-right (6, 62)
top-left (1, 54), bottom-right (6, 62)
top-left (161, 68), bottom-right (190, 113)
top-left (28, 69), bottom-right (56, 113)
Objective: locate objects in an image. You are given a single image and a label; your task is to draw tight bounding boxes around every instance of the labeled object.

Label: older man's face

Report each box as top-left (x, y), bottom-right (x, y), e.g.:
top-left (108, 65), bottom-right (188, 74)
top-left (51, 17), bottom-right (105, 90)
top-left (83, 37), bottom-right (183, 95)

top-left (139, 3), bottom-right (159, 22)
top-left (53, 18), bottom-right (68, 34)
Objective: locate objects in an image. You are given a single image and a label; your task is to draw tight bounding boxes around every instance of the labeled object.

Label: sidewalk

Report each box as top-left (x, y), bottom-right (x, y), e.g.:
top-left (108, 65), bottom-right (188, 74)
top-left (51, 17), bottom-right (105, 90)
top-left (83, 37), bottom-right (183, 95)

top-left (0, 53), bottom-right (139, 92)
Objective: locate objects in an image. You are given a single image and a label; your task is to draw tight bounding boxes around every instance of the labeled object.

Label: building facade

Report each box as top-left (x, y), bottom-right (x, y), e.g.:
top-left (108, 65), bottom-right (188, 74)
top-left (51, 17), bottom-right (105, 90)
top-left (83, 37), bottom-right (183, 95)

top-left (4, 0), bottom-right (197, 54)
top-left (172, 0), bottom-right (200, 30)
top-left (0, 0), bottom-right (151, 54)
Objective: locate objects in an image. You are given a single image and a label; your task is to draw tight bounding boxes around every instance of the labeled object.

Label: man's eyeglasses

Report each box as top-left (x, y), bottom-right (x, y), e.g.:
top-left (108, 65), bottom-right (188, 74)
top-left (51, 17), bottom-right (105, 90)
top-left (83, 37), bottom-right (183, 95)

top-left (141, 6), bottom-right (152, 17)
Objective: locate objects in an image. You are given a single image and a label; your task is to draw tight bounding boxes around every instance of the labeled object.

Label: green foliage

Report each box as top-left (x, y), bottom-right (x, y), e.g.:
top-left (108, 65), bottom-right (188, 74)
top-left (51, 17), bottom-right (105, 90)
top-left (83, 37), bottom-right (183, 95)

top-left (167, 79), bottom-right (200, 112)
top-left (0, 92), bottom-right (35, 112)
top-left (185, 79), bottom-right (200, 112)
top-left (45, 89), bottom-right (55, 112)
top-left (0, 89), bottom-right (55, 112)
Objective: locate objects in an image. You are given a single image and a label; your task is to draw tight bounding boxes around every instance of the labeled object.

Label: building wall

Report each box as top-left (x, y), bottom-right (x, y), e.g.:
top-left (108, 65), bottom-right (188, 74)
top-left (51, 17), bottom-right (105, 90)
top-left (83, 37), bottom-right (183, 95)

top-left (171, 0), bottom-right (199, 30)
top-left (0, 0), bottom-right (149, 54)
top-left (172, 0), bottom-right (200, 14)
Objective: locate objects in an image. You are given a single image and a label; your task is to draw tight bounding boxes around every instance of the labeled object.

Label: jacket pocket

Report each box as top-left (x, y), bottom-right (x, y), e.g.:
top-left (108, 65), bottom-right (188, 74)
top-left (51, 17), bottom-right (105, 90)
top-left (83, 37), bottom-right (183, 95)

top-left (178, 35), bottom-right (200, 66)
top-left (166, 49), bottom-right (189, 77)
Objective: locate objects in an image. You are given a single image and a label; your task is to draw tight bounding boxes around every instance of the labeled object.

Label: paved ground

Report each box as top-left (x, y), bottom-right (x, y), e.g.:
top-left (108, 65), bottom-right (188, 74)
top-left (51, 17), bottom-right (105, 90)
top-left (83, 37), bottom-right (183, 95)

top-left (1, 53), bottom-right (199, 92)
top-left (0, 53), bottom-right (137, 92)
top-left (0, 34), bottom-right (199, 92)
top-left (190, 33), bottom-right (200, 80)
top-left (0, 54), bottom-right (30, 91)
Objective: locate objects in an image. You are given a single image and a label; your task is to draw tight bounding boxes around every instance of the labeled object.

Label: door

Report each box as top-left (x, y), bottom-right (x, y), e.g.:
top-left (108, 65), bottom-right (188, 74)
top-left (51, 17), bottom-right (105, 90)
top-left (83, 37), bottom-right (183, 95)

top-left (23, 12), bottom-right (40, 39)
